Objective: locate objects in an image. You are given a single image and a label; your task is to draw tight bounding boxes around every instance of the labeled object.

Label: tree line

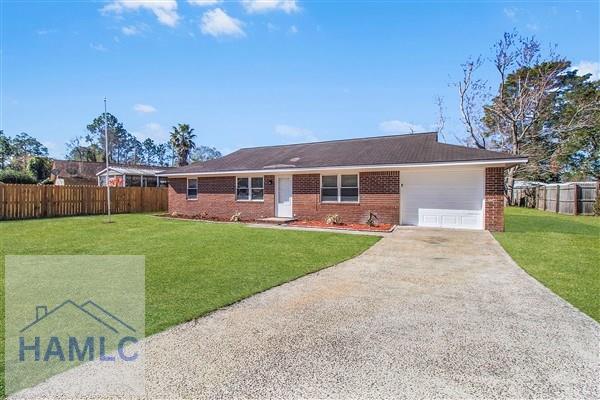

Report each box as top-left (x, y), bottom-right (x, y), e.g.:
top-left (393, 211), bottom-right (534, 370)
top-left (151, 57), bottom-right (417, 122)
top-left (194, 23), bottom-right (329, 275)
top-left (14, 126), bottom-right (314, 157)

top-left (0, 114), bottom-right (222, 184)
top-left (0, 131), bottom-right (51, 184)
top-left (452, 30), bottom-right (599, 197)
top-left (66, 114), bottom-right (222, 167)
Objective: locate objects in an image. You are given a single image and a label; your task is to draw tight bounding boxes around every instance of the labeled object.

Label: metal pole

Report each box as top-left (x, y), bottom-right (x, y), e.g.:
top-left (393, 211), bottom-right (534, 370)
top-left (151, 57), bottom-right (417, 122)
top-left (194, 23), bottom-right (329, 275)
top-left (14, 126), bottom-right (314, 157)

top-left (104, 97), bottom-right (111, 223)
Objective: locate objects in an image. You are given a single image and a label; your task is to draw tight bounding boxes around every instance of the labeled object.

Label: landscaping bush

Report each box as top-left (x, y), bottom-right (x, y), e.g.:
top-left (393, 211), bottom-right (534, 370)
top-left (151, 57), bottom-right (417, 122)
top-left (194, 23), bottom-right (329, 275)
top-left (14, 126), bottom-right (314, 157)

top-left (325, 214), bottom-right (342, 225)
top-left (366, 211), bottom-right (379, 227)
top-left (0, 168), bottom-right (37, 184)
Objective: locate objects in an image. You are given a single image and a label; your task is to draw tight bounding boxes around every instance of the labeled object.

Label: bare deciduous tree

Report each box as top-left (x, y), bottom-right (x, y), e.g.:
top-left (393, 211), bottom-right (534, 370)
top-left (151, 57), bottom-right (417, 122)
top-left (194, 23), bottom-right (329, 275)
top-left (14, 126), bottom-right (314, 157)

top-left (455, 56), bottom-right (489, 149)
top-left (483, 33), bottom-right (567, 199)
top-left (434, 96), bottom-right (447, 142)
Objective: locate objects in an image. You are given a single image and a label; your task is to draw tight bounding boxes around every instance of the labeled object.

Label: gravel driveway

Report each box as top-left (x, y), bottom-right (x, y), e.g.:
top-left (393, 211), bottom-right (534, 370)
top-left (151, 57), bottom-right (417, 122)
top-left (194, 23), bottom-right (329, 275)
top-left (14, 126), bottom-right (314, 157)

top-left (14, 228), bottom-right (599, 399)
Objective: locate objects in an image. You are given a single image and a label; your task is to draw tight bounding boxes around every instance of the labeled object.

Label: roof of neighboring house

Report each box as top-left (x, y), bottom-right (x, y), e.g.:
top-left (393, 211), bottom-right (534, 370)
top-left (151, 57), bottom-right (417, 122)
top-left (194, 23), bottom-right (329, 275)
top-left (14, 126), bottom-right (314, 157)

top-left (159, 132), bottom-right (527, 176)
top-left (51, 160), bottom-right (173, 180)
top-left (96, 166), bottom-right (170, 176)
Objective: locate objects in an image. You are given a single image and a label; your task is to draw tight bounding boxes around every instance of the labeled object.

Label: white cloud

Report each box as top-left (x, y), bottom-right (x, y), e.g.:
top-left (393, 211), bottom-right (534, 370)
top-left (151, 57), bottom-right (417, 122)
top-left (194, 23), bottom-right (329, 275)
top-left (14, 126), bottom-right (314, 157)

top-left (133, 103), bottom-right (157, 113)
top-left (188, 0), bottom-right (221, 6)
top-left (201, 8), bottom-right (245, 38)
top-left (242, 0), bottom-right (299, 14)
top-left (573, 61), bottom-right (600, 81)
top-left (132, 122), bottom-right (168, 141)
top-left (36, 29), bottom-right (57, 35)
top-left (288, 25), bottom-right (298, 34)
top-left (121, 25), bottom-right (141, 35)
top-left (90, 43), bottom-right (108, 52)
top-left (102, 0), bottom-right (179, 27)
top-left (503, 7), bottom-right (517, 20)
top-left (275, 124), bottom-right (318, 142)
top-left (378, 120), bottom-right (424, 134)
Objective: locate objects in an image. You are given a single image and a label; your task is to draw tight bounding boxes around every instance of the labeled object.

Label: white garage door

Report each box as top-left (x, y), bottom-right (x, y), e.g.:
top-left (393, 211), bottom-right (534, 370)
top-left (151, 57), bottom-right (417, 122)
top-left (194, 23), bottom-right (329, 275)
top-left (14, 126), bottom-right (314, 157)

top-left (401, 168), bottom-right (484, 229)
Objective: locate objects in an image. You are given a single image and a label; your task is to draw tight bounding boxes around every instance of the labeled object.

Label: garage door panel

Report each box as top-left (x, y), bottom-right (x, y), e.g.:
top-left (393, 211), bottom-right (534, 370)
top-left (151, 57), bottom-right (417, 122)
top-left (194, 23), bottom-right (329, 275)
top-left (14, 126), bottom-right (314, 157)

top-left (402, 169), bottom-right (484, 230)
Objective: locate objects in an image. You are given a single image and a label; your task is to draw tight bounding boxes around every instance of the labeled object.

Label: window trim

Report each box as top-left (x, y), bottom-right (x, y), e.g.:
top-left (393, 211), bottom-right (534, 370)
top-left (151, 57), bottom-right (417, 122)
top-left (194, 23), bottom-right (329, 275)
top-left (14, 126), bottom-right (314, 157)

top-left (320, 174), bottom-right (360, 203)
top-left (236, 176), bottom-right (265, 202)
top-left (186, 177), bottom-right (198, 201)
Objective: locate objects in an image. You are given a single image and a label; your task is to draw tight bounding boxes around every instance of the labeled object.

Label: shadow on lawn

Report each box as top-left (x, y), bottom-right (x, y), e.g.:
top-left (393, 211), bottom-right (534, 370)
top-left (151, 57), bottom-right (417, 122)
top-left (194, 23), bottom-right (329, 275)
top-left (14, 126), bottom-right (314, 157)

top-left (506, 214), bottom-right (598, 236)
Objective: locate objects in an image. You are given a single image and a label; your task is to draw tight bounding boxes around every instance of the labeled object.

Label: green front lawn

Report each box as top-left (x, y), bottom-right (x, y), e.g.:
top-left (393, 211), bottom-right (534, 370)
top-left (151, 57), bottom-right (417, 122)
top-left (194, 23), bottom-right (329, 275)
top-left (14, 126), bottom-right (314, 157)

top-left (0, 214), bottom-right (380, 394)
top-left (494, 207), bottom-right (599, 322)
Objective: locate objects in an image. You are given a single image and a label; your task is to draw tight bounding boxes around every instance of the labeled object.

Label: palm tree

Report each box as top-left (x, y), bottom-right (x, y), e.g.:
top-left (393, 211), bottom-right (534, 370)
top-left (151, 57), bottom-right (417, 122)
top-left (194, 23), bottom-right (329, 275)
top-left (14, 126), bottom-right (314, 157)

top-left (169, 124), bottom-right (196, 166)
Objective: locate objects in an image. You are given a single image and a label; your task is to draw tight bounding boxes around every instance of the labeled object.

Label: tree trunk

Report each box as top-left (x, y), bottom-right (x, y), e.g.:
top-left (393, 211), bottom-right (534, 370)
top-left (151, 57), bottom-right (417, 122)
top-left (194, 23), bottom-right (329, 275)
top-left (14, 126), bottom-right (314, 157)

top-left (506, 123), bottom-right (520, 205)
top-left (506, 167), bottom-right (516, 206)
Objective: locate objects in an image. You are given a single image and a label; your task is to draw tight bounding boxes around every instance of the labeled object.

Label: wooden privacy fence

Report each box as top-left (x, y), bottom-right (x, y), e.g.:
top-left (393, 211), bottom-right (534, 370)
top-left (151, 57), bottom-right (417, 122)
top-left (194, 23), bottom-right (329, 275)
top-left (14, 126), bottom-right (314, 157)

top-left (511, 182), bottom-right (599, 216)
top-left (0, 184), bottom-right (168, 220)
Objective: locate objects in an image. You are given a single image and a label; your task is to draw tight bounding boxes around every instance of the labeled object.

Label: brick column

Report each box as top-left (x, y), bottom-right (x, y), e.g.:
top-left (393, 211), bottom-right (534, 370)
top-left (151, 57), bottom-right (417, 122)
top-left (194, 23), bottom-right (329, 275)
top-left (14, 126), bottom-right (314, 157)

top-left (485, 167), bottom-right (505, 231)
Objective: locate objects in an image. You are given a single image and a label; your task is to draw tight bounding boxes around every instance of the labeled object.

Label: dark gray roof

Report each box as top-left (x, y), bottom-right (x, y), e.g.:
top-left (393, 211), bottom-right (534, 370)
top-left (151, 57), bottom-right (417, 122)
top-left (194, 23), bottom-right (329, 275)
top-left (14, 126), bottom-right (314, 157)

top-left (162, 132), bottom-right (525, 175)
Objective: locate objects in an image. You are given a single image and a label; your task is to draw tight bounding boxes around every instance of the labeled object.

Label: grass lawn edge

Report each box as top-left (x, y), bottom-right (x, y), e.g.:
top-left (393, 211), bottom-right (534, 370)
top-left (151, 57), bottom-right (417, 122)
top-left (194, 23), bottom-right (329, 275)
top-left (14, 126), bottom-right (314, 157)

top-left (492, 207), bottom-right (599, 323)
top-left (146, 230), bottom-right (382, 337)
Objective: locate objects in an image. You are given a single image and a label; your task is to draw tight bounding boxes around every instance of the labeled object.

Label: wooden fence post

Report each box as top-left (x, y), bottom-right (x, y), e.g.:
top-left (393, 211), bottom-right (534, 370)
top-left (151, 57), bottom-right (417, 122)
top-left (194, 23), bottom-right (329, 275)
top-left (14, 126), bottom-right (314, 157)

top-left (543, 186), bottom-right (547, 211)
top-left (40, 185), bottom-right (47, 217)
top-left (573, 183), bottom-right (578, 215)
top-left (555, 185), bottom-right (560, 213)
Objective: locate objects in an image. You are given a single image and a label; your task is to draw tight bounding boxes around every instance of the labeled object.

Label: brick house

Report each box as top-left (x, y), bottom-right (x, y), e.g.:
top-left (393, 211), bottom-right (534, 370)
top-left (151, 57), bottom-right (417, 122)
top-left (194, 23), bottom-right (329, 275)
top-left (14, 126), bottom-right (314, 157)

top-left (158, 133), bottom-right (527, 231)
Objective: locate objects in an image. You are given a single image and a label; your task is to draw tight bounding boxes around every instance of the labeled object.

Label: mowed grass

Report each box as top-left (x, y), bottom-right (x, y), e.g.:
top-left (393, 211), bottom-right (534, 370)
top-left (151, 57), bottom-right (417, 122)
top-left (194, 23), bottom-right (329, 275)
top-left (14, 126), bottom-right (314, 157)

top-left (0, 214), bottom-right (380, 394)
top-left (494, 207), bottom-right (600, 322)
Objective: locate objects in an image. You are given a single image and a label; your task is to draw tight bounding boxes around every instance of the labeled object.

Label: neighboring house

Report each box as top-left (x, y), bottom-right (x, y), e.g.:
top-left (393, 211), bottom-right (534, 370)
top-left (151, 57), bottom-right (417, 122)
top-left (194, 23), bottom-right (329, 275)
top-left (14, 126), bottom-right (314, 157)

top-left (51, 160), bottom-right (105, 186)
top-left (157, 133), bottom-right (527, 231)
top-left (50, 160), bottom-right (171, 187)
top-left (96, 166), bottom-right (171, 187)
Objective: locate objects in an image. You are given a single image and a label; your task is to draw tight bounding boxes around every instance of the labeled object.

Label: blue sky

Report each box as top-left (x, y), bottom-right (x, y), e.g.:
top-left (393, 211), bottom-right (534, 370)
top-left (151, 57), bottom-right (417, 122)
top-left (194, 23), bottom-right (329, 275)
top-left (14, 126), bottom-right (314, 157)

top-left (1, 0), bottom-right (598, 158)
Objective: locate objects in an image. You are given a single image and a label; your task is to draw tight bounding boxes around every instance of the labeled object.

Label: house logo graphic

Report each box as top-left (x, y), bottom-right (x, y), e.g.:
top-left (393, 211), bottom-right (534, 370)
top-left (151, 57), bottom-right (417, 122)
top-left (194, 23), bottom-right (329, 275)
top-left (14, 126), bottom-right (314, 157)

top-left (18, 299), bottom-right (139, 363)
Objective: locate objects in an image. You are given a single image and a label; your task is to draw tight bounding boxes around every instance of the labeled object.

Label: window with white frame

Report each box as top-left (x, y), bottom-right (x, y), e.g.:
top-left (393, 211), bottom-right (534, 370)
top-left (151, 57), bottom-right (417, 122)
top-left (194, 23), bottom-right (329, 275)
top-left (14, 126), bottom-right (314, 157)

top-left (187, 178), bottom-right (198, 200)
top-left (321, 174), bottom-right (359, 202)
top-left (236, 176), bottom-right (264, 201)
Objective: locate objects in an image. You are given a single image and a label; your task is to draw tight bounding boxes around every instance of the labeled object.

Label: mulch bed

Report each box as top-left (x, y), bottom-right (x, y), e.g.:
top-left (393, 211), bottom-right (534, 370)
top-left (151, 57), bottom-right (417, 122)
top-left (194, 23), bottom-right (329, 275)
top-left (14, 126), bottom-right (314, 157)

top-left (288, 220), bottom-right (395, 232)
top-left (155, 213), bottom-right (395, 232)
top-left (154, 213), bottom-right (241, 223)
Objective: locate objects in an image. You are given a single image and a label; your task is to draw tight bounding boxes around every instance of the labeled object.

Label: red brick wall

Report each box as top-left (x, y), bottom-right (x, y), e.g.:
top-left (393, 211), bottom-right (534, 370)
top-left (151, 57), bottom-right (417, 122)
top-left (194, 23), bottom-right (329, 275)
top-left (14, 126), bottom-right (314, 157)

top-left (292, 171), bottom-right (400, 224)
top-left (485, 167), bottom-right (505, 231)
top-left (168, 176), bottom-right (275, 221)
top-left (168, 171), bottom-right (400, 224)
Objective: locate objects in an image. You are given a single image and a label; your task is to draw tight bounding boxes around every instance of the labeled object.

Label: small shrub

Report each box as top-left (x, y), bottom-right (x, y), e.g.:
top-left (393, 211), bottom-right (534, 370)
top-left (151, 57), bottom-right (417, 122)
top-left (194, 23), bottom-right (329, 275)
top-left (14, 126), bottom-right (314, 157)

top-left (594, 195), bottom-right (600, 216)
top-left (325, 214), bottom-right (342, 225)
top-left (230, 211), bottom-right (242, 222)
top-left (366, 211), bottom-right (379, 227)
top-left (0, 169), bottom-right (37, 184)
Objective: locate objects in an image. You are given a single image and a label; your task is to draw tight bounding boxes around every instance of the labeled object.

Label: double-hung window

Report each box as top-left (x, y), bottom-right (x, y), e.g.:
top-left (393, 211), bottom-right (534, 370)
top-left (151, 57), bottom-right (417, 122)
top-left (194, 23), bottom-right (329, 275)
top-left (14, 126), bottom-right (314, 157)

top-left (321, 174), bottom-right (359, 203)
top-left (187, 178), bottom-right (198, 200)
top-left (236, 176), bottom-right (264, 201)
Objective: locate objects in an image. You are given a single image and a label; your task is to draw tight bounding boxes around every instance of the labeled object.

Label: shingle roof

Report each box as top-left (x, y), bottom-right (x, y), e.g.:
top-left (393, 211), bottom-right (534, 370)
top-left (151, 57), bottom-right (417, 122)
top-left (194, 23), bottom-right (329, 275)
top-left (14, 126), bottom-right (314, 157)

top-left (96, 166), bottom-right (171, 176)
top-left (161, 132), bottom-right (526, 175)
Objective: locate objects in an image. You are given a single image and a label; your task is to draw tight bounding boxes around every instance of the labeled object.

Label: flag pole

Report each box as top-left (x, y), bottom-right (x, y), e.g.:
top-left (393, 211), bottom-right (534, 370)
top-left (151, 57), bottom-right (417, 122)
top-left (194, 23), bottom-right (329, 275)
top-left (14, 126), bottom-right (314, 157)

top-left (104, 97), bottom-right (112, 223)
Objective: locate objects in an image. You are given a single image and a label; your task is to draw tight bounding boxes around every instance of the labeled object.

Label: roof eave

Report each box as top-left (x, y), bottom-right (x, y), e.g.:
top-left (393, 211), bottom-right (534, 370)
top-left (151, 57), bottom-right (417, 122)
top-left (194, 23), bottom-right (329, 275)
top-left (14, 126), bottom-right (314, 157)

top-left (157, 158), bottom-right (528, 177)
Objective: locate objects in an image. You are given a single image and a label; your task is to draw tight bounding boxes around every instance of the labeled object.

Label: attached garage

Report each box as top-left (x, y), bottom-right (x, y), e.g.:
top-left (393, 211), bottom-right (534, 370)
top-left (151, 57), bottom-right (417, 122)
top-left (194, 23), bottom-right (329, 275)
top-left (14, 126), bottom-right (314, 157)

top-left (401, 168), bottom-right (485, 229)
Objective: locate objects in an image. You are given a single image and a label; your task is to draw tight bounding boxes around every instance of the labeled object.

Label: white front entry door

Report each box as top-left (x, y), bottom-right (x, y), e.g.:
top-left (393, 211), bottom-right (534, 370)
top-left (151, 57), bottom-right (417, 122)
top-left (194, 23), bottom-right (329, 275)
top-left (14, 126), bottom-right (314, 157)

top-left (276, 176), bottom-right (293, 218)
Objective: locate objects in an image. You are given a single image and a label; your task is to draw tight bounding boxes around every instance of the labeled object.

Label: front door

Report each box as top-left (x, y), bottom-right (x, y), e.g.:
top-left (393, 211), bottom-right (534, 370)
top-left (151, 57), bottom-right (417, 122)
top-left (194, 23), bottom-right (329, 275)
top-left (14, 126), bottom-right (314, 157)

top-left (276, 176), bottom-right (293, 218)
